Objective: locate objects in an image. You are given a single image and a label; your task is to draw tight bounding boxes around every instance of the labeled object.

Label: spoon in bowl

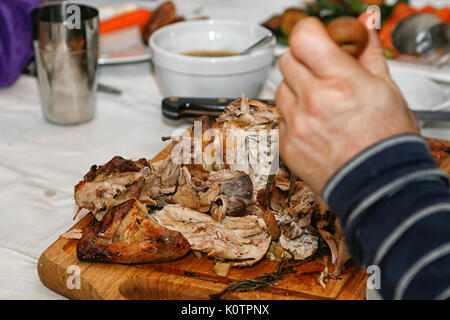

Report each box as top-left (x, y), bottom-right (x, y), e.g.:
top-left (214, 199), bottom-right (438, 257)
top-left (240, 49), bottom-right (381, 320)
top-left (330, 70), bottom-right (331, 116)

top-left (392, 13), bottom-right (450, 67)
top-left (240, 33), bottom-right (275, 55)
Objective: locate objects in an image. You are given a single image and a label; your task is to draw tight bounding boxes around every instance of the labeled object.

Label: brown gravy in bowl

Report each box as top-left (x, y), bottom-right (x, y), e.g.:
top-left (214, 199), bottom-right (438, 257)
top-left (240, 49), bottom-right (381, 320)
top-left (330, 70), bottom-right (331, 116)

top-left (183, 50), bottom-right (239, 57)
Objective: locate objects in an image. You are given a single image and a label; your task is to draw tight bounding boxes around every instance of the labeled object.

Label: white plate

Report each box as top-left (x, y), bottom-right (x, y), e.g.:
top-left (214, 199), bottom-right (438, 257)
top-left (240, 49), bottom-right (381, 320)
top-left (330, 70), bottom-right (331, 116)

top-left (390, 71), bottom-right (450, 111)
top-left (388, 59), bottom-right (450, 84)
top-left (98, 26), bottom-right (152, 65)
top-left (72, 0), bottom-right (204, 65)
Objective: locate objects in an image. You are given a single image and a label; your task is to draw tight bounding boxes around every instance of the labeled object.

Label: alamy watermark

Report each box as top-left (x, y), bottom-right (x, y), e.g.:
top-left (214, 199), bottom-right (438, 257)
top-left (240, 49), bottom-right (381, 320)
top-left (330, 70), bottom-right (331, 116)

top-left (365, 5), bottom-right (382, 30)
top-left (66, 265), bottom-right (81, 290)
top-left (366, 265), bottom-right (381, 290)
top-left (169, 120), bottom-right (279, 174)
top-left (65, 4), bottom-right (81, 30)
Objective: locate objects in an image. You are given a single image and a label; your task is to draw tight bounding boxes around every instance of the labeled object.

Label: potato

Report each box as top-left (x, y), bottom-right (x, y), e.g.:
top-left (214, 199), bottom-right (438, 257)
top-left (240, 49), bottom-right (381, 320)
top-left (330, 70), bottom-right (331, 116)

top-left (326, 17), bottom-right (369, 57)
top-left (281, 9), bottom-right (308, 37)
top-left (213, 262), bottom-right (231, 277)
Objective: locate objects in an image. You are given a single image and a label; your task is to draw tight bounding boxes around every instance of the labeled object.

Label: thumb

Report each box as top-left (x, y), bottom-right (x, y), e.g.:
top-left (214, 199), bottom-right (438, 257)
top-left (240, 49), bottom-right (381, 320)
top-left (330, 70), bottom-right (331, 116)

top-left (358, 11), bottom-right (391, 81)
top-left (289, 17), bottom-right (363, 79)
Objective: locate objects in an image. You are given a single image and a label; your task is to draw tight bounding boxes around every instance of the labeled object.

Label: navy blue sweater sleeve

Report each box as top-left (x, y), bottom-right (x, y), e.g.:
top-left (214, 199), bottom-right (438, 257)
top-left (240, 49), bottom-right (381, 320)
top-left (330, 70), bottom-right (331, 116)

top-left (321, 134), bottom-right (450, 300)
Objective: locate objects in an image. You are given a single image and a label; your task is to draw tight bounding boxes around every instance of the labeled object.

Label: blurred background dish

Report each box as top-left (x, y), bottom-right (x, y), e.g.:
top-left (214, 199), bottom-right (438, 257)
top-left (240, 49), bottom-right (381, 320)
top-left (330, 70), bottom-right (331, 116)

top-left (264, 0), bottom-right (450, 83)
top-left (149, 19), bottom-right (275, 98)
top-left (71, 0), bottom-right (204, 65)
top-left (265, 0), bottom-right (450, 112)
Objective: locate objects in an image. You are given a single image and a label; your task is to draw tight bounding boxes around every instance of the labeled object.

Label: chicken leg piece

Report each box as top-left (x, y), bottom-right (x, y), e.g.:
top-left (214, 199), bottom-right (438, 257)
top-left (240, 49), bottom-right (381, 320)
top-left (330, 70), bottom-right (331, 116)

top-left (77, 199), bottom-right (190, 264)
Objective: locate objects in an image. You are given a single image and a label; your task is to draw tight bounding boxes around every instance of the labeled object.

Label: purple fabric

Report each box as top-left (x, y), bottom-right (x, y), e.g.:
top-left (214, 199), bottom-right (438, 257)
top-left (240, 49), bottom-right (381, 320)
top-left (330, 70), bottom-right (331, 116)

top-left (0, 0), bottom-right (44, 87)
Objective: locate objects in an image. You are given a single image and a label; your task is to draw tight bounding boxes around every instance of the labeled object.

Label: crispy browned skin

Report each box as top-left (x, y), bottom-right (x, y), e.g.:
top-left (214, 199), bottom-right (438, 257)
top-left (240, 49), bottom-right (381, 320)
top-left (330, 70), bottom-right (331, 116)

top-left (77, 199), bottom-right (190, 264)
top-left (426, 137), bottom-right (450, 164)
top-left (74, 156), bottom-right (152, 215)
top-left (426, 137), bottom-right (450, 176)
top-left (82, 156), bottom-right (148, 182)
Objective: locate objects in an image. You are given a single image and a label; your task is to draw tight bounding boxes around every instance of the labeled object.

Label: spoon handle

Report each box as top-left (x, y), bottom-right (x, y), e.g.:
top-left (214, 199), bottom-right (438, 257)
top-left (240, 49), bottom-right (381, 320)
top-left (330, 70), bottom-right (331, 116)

top-left (240, 34), bottom-right (275, 55)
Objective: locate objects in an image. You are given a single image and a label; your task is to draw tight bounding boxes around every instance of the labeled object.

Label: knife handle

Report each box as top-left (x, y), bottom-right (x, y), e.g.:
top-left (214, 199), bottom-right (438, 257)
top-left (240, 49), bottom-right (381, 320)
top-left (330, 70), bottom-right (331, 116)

top-left (162, 97), bottom-right (232, 120)
top-left (161, 97), bottom-right (275, 120)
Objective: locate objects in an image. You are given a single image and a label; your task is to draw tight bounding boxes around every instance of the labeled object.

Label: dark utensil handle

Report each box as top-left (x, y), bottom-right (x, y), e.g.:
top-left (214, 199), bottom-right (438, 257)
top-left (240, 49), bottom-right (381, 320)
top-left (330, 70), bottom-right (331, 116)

top-left (162, 97), bottom-right (231, 120)
top-left (161, 97), bottom-right (275, 120)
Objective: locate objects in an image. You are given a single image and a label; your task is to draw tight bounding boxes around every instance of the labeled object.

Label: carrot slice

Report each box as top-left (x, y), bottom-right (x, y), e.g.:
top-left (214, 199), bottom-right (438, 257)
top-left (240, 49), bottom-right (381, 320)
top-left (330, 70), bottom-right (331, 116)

top-left (436, 7), bottom-right (450, 22)
top-left (388, 2), bottom-right (417, 21)
top-left (418, 5), bottom-right (436, 14)
top-left (100, 8), bottom-right (152, 35)
top-left (378, 3), bottom-right (418, 57)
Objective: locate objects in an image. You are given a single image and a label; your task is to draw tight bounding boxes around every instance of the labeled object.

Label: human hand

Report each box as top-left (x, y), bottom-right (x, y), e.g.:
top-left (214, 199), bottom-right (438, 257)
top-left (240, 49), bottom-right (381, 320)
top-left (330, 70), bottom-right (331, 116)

top-left (275, 16), bottom-right (419, 195)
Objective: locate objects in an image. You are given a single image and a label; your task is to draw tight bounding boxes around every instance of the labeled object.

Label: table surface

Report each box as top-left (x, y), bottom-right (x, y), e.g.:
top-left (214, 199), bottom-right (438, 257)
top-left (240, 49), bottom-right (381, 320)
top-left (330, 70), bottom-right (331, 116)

top-left (1, 0), bottom-right (449, 300)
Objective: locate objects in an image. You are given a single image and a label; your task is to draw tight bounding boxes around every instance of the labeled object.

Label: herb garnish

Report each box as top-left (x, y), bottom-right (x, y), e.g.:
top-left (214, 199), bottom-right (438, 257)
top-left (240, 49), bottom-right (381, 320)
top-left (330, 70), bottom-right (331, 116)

top-left (209, 259), bottom-right (297, 300)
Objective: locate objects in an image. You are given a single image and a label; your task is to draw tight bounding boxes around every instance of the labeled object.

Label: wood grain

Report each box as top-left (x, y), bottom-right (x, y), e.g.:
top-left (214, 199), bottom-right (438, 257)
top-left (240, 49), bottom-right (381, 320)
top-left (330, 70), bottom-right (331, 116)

top-left (38, 135), bottom-right (370, 300)
top-left (38, 218), bottom-right (367, 300)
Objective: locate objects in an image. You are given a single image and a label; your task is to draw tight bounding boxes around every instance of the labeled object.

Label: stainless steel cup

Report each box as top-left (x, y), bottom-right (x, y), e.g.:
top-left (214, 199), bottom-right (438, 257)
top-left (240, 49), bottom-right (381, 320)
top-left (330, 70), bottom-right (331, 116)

top-left (31, 3), bottom-right (99, 125)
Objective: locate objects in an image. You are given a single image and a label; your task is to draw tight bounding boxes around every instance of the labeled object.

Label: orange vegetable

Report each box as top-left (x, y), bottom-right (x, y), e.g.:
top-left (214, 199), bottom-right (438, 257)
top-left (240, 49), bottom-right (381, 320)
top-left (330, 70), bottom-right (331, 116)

top-left (436, 7), bottom-right (450, 22)
top-left (379, 3), bottom-right (419, 58)
top-left (388, 2), bottom-right (417, 21)
top-left (418, 5), bottom-right (436, 14)
top-left (100, 8), bottom-right (152, 35)
top-left (378, 3), bottom-right (450, 58)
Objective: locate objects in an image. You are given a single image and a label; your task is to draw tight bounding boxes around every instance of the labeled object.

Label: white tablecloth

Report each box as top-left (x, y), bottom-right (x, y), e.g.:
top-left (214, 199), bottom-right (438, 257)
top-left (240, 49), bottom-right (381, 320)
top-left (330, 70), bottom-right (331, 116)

top-left (0, 0), bottom-right (449, 300)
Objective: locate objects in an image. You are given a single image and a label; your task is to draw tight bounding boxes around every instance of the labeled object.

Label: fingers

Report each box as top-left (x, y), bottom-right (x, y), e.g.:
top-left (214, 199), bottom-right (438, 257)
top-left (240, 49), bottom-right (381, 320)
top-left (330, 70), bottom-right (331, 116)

top-left (358, 12), bottom-right (391, 81)
top-left (289, 17), bottom-right (363, 79)
top-left (275, 80), bottom-right (296, 107)
top-left (275, 81), bottom-right (305, 131)
top-left (278, 50), bottom-right (313, 96)
top-left (277, 51), bottom-right (310, 129)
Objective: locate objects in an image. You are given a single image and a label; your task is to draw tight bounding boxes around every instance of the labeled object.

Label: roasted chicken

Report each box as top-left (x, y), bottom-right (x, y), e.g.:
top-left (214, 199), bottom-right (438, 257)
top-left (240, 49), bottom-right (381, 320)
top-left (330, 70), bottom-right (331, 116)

top-left (77, 199), bottom-right (190, 264)
top-left (74, 155), bottom-right (180, 221)
top-left (74, 156), bottom-right (152, 221)
top-left (71, 95), bottom-right (450, 284)
top-left (71, 96), bottom-right (346, 277)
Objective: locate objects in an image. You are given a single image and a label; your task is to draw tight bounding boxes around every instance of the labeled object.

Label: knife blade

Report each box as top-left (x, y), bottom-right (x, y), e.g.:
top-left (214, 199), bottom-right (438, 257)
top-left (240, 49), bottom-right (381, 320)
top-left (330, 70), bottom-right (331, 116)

top-left (162, 97), bottom-right (450, 123)
top-left (413, 110), bottom-right (450, 122)
top-left (97, 83), bottom-right (122, 96)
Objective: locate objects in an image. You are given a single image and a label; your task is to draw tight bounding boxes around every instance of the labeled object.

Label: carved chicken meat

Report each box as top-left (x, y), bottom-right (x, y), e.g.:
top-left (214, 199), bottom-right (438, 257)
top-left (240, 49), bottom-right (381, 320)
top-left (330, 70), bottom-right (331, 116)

top-left (216, 95), bottom-right (280, 193)
top-left (171, 166), bottom-right (254, 222)
top-left (71, 96), bottom-right (373, 277)
top-left (273, 180), bottom-right (320, 261)
top-left (74, 155), bottom-right (181, 221)
top-left (77, 199), bottom-right (190, 264)
top-left (151, 204), bottom-right (271, 267)
top-left (74, 156), bottom-right (151, 220)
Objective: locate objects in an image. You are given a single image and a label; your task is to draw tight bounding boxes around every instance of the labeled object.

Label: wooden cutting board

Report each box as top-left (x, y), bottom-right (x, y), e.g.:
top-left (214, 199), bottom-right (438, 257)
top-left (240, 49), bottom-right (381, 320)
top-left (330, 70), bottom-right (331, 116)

top-left (38, 224), bottom-right (367, 300)
top-left (38, 141), bottom-right (368, 300)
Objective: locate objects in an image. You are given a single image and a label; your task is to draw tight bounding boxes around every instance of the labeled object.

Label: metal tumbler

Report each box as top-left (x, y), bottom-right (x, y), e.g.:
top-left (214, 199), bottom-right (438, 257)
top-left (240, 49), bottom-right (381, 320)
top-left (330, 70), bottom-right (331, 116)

top-left (31, 3), bottom-right (99, 125)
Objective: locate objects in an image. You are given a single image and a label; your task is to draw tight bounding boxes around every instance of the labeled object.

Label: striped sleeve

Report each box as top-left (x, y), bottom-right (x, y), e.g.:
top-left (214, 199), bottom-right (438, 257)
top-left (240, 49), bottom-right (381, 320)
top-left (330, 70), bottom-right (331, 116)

top-left (322, 134), bottom-right (450, 299)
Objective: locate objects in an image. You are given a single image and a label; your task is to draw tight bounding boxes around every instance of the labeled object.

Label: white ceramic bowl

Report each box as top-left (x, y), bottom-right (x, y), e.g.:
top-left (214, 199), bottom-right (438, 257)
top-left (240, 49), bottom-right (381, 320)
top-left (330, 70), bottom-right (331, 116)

top-left (149, 19), bottom-right (275, 98)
